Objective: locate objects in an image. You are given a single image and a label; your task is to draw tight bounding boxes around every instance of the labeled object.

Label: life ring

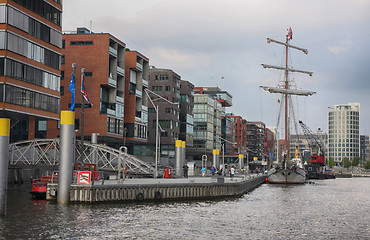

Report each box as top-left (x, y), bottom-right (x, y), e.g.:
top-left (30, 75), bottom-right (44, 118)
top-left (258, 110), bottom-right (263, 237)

top-left (136, 192), bottom-right (144, 201)
top-left (154, 191), bottom-right (162, 201)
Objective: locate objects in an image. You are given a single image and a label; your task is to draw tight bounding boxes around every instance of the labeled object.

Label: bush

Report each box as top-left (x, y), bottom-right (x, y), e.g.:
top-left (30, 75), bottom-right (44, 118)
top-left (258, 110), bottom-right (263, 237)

top-left (364, 160), bottom-right (370, 169)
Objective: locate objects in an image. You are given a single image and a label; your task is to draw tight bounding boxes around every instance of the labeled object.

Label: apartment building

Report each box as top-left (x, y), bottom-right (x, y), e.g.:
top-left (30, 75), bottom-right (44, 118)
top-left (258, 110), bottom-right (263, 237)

top-left (0, 0), bottom-right (62, 142)
top-left (246, 121), bottom-right (266, 161)
top-left (147, 67), bottom-right (180, 159)
top-left (124, 51), bottom-right (149, 154)
top-left (179, 80), bottom-right (194, 148)
top-left (328, 102), bottom-right (360, 164)
top-left (49, 27), bottom-right (126, 147)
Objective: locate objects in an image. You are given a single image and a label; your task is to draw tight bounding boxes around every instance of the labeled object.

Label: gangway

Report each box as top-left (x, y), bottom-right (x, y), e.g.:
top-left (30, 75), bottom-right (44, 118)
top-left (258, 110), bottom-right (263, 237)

top-left (8, 138), bottom-right (155, 176)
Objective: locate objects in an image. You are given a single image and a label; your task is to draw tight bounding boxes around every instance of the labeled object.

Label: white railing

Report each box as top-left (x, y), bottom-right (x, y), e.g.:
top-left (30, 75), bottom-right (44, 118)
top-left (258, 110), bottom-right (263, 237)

top-left (108, 77), bottom-right (117, 87)
top-left (136, 62), bottom-right (143, 71)
top-left (109, 46), bottom-right (117, 56)
top-left (116, 96), bottom-right (124, 103)
top-left (117, 66), bottom-right (125, 76)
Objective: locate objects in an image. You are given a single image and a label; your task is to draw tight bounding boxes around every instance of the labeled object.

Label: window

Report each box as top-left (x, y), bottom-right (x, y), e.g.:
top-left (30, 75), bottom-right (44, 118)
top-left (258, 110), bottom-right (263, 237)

top-left (62, 40), bottom-right (65, 49)
top-left (85, 72), bottom-right (93, 77)
top-left (61, 55), bottom-right (65, 64)
top-left (70, 41), bottom-right (93, 45)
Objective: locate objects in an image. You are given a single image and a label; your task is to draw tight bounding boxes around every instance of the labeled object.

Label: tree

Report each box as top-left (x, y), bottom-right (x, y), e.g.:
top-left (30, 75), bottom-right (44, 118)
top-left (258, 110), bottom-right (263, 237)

top-left (364, 160), bottom-right (370, 169)
top-left (352, 157), bottom-right (360, 167)
top-left (342, 157), bottom-right (351, 169)
top-left (328, 157), bottom-right (334, 168)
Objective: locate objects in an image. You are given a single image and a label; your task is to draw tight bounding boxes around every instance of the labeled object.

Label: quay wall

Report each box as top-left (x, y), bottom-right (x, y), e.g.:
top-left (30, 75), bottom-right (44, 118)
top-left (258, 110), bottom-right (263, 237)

top-left (47, 176), bottom-right (265, 203)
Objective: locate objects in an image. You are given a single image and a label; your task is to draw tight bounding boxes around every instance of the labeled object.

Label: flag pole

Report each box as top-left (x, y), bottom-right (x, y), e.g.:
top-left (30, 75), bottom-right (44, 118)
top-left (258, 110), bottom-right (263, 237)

top-left (80, 68), bottom-right (85, 166)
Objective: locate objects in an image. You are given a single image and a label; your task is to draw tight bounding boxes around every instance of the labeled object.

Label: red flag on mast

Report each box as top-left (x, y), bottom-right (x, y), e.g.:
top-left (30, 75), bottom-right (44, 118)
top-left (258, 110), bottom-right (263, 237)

top-left (288, 27), bottom-right (293, 40)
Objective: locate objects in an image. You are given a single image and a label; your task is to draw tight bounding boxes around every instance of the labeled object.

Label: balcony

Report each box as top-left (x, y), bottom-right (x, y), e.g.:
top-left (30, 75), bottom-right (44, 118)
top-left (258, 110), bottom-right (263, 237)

top-left (117, 66), bottom-right (125, 76)
top-left (109, 46), bottom-right (117, 56)
top-left (108, 76), bottom-right (117, 88)
top-left (142, 79), bottom-right (149, 88)
top-left (136, 62), bottom-right (143, 71)
top-left (135, 90), bottom-right (142, 98)
top-left (116, 96), bottom-right (124, 103)
top-left (107, 108), bottom-right (115, 116)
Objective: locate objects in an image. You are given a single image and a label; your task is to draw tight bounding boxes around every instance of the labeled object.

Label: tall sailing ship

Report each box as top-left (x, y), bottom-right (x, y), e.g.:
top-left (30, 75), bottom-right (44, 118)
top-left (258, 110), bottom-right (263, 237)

top-left (261, 28), bottom-right (315, 184)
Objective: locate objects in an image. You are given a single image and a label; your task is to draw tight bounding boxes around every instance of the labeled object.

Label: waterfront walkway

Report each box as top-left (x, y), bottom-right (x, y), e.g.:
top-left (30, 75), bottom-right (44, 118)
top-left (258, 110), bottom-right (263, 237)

top-left (93, 173), bottom-right (264, 186)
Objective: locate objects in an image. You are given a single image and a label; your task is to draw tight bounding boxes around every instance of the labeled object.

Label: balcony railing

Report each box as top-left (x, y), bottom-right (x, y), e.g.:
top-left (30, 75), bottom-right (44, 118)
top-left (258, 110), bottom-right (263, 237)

top-left (116, 96), bottom-right (124, 103)
top-left (136, 62), bottom-right (143, 71)
top-left (108, 77), bottom-right (117, 88)
top-left (135, 90), bottom-right (142, 98)
top-left (117, 66), bottom-right (125, 76)
top-left (107, 108), bottom-right (115, 116)
top-left (109, 46), bottom-right (117, 56)
top-left (142, 79), bottom-right (148, 88)
top-left (142, 105), bottom-right (148, 111)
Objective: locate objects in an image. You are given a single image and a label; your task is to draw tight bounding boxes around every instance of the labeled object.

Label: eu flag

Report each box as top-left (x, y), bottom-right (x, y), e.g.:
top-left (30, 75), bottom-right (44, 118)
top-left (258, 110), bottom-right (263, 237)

top-left (68, 74), bottom-right (75, 111)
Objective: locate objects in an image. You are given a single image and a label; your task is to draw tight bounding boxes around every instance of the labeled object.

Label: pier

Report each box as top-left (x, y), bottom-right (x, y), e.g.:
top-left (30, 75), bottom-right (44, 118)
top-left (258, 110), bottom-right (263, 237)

top-left (46, 174), bottom-right (266, 203)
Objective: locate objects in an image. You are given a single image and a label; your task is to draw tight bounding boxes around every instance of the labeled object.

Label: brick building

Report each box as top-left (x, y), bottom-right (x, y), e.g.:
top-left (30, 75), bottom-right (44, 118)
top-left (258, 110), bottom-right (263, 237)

top-left (50, 27), bottom-right (127, 148)
top-left (0, 0), bottom-right (62, 142)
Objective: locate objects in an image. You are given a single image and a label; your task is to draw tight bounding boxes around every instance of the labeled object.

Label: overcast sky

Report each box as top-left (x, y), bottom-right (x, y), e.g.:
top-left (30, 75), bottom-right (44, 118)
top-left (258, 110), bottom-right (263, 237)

top-left (63, 0), bottom-right (370, 136)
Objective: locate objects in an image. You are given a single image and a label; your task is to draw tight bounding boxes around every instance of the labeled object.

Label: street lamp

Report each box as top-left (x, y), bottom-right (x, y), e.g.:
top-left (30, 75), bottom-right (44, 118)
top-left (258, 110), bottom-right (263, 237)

top-left (144, 88), bottom-right (179, 178)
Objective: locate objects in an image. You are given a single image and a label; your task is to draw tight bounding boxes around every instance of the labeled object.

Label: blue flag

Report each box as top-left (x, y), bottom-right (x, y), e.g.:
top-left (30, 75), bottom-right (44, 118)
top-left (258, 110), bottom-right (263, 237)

top-left (68, 74), bottom-right (75, 111)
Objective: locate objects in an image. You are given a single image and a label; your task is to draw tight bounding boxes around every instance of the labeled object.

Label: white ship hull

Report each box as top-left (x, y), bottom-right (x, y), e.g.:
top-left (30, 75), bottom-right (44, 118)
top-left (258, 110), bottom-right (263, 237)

top-left (267, 168), bottom-right (306, 184)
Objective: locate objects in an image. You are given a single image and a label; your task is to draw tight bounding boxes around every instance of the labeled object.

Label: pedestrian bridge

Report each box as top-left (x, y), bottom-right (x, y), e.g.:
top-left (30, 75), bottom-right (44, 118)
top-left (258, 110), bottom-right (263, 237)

top-left (8, 138), bottom-right (155, 176)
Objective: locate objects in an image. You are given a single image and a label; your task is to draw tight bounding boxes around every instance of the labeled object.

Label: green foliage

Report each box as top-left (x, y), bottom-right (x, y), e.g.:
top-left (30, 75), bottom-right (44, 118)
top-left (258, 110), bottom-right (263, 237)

top-left (364, 160), bottom-right (370, 169)
top-left (342, 157), bottom-right (351, 169)
top-left (352, 157), bottom-right (360, 167)
top-left (328, 157), bottom-right (334, 168)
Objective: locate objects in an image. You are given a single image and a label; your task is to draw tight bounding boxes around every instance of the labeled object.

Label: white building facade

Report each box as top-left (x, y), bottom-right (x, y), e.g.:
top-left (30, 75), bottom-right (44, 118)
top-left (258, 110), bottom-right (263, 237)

top-left (328, 102), bottom-right (360, 164)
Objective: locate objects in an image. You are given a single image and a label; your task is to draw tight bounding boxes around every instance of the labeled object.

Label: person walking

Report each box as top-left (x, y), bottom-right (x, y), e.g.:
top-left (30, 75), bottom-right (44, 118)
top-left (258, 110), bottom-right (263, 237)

top-left (201, 166), bottom-right (206, 177)
top-left (230, 166), bottom-right (235, 181)
top-left (183, 164), bottom-right (189, 178)
top-left (211, 166), bottom-right (216, 177)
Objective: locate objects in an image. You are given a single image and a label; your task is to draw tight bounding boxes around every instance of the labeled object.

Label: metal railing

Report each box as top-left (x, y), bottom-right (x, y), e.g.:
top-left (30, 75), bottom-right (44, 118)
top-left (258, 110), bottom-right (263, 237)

top-left (9, 138), bottom-right (155, 176)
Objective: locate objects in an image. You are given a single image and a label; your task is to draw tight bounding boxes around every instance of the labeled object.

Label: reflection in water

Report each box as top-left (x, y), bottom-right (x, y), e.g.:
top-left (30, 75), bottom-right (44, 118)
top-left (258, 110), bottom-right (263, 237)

top-left (1, 178), bottom-right (369, 239)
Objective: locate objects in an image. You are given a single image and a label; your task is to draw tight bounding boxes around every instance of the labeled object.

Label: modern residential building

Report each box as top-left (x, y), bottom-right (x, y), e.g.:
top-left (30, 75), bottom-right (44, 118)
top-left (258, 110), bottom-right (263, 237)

top-left (246, 121), bottom-right (266, 161)
top-left (147, 67), bottom-right (180, 160)
top-left (193, 87), bottom-right (232, 158)
top-left (328, 102), bottom-right (360, 164)
top-left (190, 93), bottom-right (222, 160)
top-left (124, 51), bottom-right (149, 154)
top-left (179, 80), bottom-right (194, 148)
top-left (50, 27), bottom-right (126, 148)
top-left (264, 127), bottom-right (275, 164)
top-left (0, 0), bottom-right (62, 142)
top-left (360, 135), bottom-right (369, 165)
top-left (222, 114), bottom-right (247, 164)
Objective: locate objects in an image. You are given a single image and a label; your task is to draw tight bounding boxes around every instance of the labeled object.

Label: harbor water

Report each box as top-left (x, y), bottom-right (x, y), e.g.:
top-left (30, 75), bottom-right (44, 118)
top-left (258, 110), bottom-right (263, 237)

top-left (0, 178), bottom-right (369, 239)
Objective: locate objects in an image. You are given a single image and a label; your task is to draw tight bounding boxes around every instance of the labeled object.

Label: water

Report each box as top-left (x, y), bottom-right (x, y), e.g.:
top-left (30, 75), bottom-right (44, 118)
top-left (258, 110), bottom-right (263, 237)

top-left (1, 178), bottom-right (369, 239)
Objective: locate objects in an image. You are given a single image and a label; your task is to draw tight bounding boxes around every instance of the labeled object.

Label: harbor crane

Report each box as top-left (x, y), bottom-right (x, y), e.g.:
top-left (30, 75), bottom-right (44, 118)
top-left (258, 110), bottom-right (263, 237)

top-left (299, 120), bottom-right (325, 165)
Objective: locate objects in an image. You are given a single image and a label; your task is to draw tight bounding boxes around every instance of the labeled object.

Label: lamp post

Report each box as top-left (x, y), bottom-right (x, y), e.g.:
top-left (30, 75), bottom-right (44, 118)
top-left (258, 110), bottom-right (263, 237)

top-left (145, 88), bottom-right (179, 178)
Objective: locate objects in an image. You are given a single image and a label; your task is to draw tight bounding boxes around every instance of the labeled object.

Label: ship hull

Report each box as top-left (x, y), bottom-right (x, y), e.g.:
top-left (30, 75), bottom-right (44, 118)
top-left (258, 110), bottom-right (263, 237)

top-left (268, 168), bottom-right (306, 184)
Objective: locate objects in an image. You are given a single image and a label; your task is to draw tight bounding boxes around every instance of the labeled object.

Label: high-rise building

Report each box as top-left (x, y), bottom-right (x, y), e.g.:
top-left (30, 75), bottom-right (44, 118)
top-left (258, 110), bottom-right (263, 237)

top-left (0, 0), bottom-right (62, 142)
top-left (51, 27), bottom-right (127, 148)
top-left (328, 102), bottom-right (360, 164)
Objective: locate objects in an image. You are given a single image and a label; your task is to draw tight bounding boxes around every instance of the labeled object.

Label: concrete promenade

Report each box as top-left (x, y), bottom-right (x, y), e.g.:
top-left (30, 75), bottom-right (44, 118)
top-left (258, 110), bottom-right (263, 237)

top-left (47, 174), bottom-right (266, 203)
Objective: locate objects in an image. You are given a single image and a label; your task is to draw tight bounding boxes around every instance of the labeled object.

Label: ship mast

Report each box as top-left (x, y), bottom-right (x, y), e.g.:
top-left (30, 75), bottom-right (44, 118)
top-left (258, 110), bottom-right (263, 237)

top-left (261, 28), bottom-right (315, 161)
